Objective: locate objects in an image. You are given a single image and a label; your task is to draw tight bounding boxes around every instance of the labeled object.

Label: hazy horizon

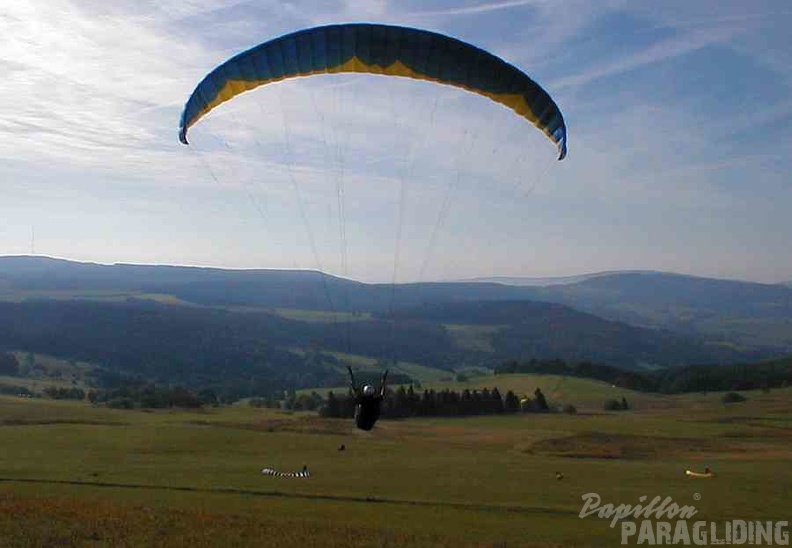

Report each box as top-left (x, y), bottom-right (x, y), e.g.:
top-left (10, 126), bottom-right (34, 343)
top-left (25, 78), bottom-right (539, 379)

top-left (2, 253), bottom-right (789, 287)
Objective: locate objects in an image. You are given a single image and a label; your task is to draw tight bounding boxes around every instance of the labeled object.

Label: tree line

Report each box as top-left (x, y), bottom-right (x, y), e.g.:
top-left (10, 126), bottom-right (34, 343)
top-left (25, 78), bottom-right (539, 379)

top-left (316, 385), bottom-right (550, 419)
top-left (0, 352), bottom-right (19, 376)
top-left (86, 381), bottom-right (220, 409)
top-left (495, 357), bottom-right (792, 393)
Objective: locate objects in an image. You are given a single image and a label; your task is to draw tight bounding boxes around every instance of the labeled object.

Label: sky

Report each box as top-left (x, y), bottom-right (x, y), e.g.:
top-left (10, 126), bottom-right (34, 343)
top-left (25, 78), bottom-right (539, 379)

top-left (2, 0), bottom-right (791, 284)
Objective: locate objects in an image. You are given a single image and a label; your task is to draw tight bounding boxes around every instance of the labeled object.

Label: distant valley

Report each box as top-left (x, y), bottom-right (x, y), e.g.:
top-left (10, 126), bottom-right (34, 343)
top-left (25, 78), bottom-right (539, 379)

top-left (1, 256), bottom-right (791, 394)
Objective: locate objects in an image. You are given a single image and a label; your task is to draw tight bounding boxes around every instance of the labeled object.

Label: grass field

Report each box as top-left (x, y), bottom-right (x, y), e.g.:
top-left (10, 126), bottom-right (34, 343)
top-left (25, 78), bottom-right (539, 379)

top-left (271, 308), bottom-right (373, 323)
top-left (0, 289), bottom-right (194, 306)
top-left (295, 354), bottom-right (453, 397)
top-left (1, 384), bottom-right (790, 547)
top-left (443, 325), bottom-right (503, 353)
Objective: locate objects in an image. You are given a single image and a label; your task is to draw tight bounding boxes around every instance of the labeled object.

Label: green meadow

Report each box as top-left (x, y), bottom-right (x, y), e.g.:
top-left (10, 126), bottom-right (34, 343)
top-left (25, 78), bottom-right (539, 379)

top-left (271, 309), bottom-right (372, 323)
top-left (1, 381), bottom-right (790, 547)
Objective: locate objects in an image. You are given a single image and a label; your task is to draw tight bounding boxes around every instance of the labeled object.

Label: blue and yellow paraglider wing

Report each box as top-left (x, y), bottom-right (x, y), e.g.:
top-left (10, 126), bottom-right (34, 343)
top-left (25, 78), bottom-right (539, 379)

top-left (179, 23), bottom-right (567, 160)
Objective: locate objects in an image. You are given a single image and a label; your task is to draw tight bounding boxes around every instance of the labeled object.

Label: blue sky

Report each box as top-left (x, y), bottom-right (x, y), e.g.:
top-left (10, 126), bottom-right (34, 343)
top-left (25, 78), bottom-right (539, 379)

top-left (2, 0), bottom-right (791, 283)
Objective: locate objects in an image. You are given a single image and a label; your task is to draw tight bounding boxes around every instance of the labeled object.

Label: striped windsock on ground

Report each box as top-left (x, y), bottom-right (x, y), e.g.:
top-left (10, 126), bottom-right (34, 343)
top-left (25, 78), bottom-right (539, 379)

top-left (261, 466), bottom-right (310, 478)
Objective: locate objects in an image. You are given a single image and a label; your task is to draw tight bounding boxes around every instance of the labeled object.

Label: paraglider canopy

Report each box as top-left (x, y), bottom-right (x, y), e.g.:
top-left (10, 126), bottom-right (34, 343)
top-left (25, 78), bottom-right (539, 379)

top-left (178, 23), bottom-right (567, 160)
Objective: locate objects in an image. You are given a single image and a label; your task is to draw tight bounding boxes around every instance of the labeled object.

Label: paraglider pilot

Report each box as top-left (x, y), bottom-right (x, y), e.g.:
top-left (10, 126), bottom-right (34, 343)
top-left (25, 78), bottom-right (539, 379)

top-left (347, 366), bottom-right (388, 431)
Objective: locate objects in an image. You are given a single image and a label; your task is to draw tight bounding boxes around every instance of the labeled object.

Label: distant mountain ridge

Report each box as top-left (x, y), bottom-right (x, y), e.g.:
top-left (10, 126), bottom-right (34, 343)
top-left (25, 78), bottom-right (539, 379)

top-left (385, 300), bottom-right (755, 368)
top-left (524, 271), bottom-right (792, 352)
top-left (450, 270), bottom-right (663, 287)
top-left (3, 256), bottom-right (792, 359)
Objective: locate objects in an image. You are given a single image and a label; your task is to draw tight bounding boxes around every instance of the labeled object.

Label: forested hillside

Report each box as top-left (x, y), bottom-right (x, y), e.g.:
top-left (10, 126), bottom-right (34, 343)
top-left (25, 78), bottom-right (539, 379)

top-left (1, 257), bottom-right (789, 399)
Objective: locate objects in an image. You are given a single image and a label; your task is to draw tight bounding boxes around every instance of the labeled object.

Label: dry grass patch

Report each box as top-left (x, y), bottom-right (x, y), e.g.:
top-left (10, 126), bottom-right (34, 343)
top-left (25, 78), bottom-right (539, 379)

top-left (189, 415), bottom-right (352, 436)
top-left (0, 490), bottom-right (573, 548)
top-left (523, 431), bottom-right (784, 460)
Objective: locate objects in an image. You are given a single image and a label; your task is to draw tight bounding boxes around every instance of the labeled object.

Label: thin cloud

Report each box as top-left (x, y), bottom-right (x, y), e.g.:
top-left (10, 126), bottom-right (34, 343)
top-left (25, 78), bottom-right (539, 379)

top-left (552, 24), bottom-right (743, 90)
top-left (409, 0), bottom-right (541, 17)
top-left (0, 0), bottom-right (210, 170)
top-left (341, 0), bottom-right (390, 18)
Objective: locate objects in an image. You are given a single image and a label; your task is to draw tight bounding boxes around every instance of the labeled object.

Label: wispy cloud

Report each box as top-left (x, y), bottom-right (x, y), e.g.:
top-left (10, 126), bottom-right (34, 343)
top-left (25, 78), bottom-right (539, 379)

top-left (0, 0), bottom-right (221, 182)
top-left (341, 0), bottom-right (390, 18)
top-left (552, 24), bottom-right (743, 90)
top-left (408, 0), bottom-right (541, 17)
